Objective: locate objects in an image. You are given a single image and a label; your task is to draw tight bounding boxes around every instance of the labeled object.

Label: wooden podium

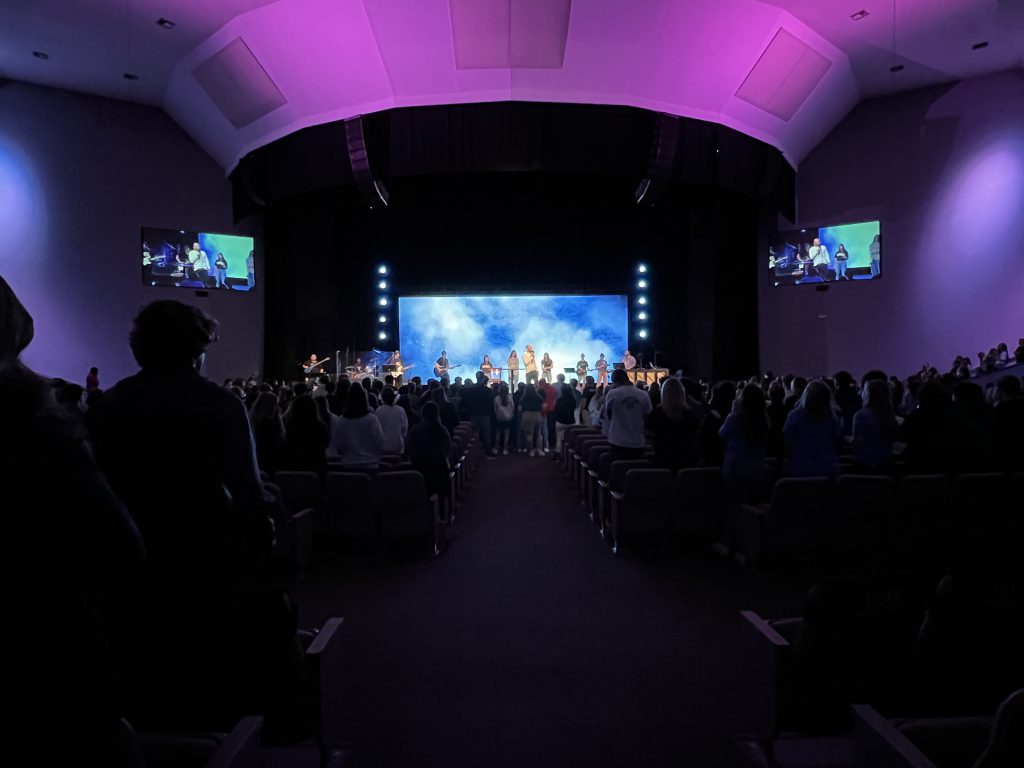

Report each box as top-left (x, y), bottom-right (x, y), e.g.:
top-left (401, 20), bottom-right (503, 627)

top-left (627, 368), bottom-right (670, 385)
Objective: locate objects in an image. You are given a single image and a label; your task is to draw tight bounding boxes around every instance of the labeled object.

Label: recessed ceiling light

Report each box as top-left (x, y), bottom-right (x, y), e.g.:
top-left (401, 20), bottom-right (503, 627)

top-left (972, 41), bottom-right (989, 50)
top-left (156, 18), bottom-right (176, 30)
top-left (32, 51), bottom-right (49, 60)
top-left (889, 64), bottom-right (905, 73)
top-left (123, 73), bottom-right (139, 80)
top-left (850, 10), bottom-right (870, 21)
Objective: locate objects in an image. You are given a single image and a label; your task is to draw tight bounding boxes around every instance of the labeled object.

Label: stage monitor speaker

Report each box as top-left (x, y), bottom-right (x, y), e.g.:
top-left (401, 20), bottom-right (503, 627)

top-left (344, 116), bottom-right (389, 209)
top-left (635, 113), bottom-right (681, 206)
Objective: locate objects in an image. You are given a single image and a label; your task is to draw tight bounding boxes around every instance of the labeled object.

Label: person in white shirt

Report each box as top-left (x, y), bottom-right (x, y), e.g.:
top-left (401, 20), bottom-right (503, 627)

top-left (374, 387), bottom-right (409, 455)
top-left (600, 369), bottom-right (652, 461)
top-left (622, 350), bottom-right (637, 371)
top-left (188, 242), bottom-right (211, 285)
top-left (330, 385), bottom-right (384, 473)
top-left (808, 237), bottom-right (830, 279)
top-left (523, 345), bottom-right (538, 385)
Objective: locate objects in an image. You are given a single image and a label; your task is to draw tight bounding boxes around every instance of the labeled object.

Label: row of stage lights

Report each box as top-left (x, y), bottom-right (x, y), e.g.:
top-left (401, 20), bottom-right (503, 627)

top-left (635, 263), bottom-right (649, 341)
top-left (376, 265), bottom-right (390, 342)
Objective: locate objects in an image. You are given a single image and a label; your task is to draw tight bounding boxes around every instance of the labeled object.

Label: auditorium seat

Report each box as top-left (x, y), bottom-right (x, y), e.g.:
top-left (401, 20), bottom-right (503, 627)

top-left (671, 467), bottom-right (725, 544)
top-left (607, 468), bottom-right (673, 553)
top-left (952, 473), bottom-right (1015, 569)
top-left (828, 475), bottom-right (897, 575)
top-left (375, 471), bottom-right (444, 555)
top-left (136, 716), bottom-right (263, 768)
top-left (734, 477), bottom-right (832, 568)
top-left (263, 481), bottom-right (313, 576)
top-left (572, 435), bottom-right (605, 488)
top-left (892, 475), bottom-right (952, 577)
top-left (579, 441), bottom-right (610, 501)
top-left (560, 425), bottom-right (591, 470)
top-left (272, 471), bottom-right (325, 531)
top-left (585, 444), bottom-right (612, 520)
top-left (599, 459), bottom-right (652, 534)
top-left (324, 472), bottom-right (377, 541)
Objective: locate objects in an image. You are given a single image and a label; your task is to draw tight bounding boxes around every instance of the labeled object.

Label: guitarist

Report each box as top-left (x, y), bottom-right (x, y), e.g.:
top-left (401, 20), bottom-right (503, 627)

top-left (388, 349), bottom-right (410, 384)
top-left (434, 350), bottom-right (450, 380)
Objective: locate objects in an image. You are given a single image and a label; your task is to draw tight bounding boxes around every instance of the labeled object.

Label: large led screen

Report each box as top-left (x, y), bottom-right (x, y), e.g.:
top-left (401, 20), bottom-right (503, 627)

top-left (769, 220), bottom-right (881, 286)
top-left (143, 227), bottom-right (255, 291)
top-left (398, 295), bottom-right (629, 382)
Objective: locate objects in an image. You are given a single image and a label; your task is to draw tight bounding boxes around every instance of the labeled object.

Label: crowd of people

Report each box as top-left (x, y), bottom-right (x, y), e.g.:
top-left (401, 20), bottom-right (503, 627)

top-left (4, 279), bottom-right (1023, 763)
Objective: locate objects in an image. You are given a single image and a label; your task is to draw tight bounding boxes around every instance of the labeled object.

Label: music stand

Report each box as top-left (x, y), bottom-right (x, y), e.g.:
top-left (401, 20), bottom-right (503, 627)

top-left (612, 363), bottom-right (625, 370)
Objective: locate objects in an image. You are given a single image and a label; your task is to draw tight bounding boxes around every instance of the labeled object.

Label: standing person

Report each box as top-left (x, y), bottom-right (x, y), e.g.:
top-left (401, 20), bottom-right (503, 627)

top-left (600, 368), bottom-right (652, 462)
top-left (214, 252), bottom-right (229, 289)
top-left (698, 381), bottom-right (736, 467)
top-left (434, 350), bottom-right (450, 379)
top-left (869, 234), bottom-right (881, 278)
top-left (406, 402), bottom-right (452, 507)
top-left (553, 384), bottom-right (577, 455)
top-left (85, 366), bottom-right (100, 392)
top-left (283, 395), bottom-right (330, 476)
top-left (518, 383), bottom-right (544, 456)
top-left (330, 385), bottom-right (383, 474)
top-left (622, 349), bottom-right (637, 372)
top-left (187, 241), bottom-right (211, 286)
top-left (595, 353), bottom-right (609, 386)
top-left (464, 371), bottom-right (496, 455)
top-left (539, 378), bottom-right (556, 452)
top-left (523, 344), bottom-right (538, 385)
top-left (375, 387), bottom-right (409, 456)
top-left (494, 383), bottom-right (515, 455)
top-left (851, 379), bottom-right (897, 471)
top-left (834, 244), bottom-right (849, 280)
top-left (648, 377), bottom-right (698, 471)
top-left (250, 392), bottom-right (286, 476)
top-left (576, 354), bottom-right (589, 381)
top-left (541, 352), bottom-right (554, 384)
top-left (717, 383), bottom-right (770, 557)
top-left (809, 237), bottom-right (830, 279)
top-left (783, 380), bottom-right (841, 478)
top-left (507, 349), bottom-right (519, 387)
top-left (246, 249), bottom-right (255, 289)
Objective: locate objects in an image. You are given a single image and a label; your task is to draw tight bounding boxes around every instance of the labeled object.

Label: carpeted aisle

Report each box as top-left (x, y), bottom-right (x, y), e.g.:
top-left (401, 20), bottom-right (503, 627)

top-left (295, 453), bottom-right (803, 767)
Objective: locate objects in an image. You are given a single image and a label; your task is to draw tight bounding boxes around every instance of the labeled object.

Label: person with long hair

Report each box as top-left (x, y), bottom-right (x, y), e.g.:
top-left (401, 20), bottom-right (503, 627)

top-left (649, 377), bottom-right (698, 471)
top-left (834, 243), bottom-right (849, 280)
top-left (430, 385), bottom-right (460, 433)
top-left (851, 379), bottom-right (897, 471)
top-left (251, 391), bottom-right (286, 476)
top-left (407, 401), bottom-right (453, 502)
top-left (494, 383), bottom-right (515, 454)
top-left (900, 379), bottom-right (969, 474)
top-left (480, 354), bottom-right (493, 377)
top-left (783, 379), bottom-right (841, 477)
top-left (507, 349), bottom-right (519, 387)
top-left (330, 384), bottom-right (383, 474)
top-left (541, 352), bottom-right (554, 384)
top-left (717, 383), bottom-right (770, 557)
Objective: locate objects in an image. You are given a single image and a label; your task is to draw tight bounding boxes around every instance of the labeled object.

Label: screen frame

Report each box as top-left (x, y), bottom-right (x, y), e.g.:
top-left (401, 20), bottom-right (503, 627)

top-left (141, 226), bottom-right (256, 293)
top-left (769, 218), bottom-right (882, 288)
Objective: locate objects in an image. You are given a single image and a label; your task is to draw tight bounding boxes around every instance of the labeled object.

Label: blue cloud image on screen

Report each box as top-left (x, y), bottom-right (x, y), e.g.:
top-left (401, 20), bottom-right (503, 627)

top-left (398, 295), bottom-right (629, 380)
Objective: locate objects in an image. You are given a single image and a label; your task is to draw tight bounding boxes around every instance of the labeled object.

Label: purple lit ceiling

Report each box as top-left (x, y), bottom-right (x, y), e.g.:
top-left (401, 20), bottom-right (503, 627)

top-left (1, 0), bottom-right (1021, 171)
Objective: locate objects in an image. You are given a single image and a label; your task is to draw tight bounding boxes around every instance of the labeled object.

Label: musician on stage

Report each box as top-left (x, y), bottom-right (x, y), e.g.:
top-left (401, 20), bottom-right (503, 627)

top-left (507, 350), bottom-right (519, 386)
top-left (302, 353), bottom-right (324, 382)
top-left (622, 349), bottom-right (637, 373)
top-left (434, 350), bottom-right (450, 380)
top-left (388, 349), bottom-right (406, 385)
top-left (523, 345), bottom-right (538, 385)
top-left (595, 353), bottom-right (609, 386)
top-left (576, 354), bottom-right (589, 380)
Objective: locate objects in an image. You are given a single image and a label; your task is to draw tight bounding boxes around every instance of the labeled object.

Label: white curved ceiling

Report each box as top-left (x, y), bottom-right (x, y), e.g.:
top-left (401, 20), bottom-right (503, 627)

top-left (2, 0), bottom-right (1022, 172)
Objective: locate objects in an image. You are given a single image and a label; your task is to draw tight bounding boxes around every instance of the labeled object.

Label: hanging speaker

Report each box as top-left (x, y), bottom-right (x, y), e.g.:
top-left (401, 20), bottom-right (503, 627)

top-left (344, 116), bottom-right (389, 209)
top-left (635, 113), bottom-right (681, 206)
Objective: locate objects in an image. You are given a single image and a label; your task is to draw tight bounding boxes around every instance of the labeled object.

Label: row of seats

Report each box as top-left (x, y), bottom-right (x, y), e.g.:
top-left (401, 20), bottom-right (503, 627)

top-left (267, 422), bottom-right (483, 561)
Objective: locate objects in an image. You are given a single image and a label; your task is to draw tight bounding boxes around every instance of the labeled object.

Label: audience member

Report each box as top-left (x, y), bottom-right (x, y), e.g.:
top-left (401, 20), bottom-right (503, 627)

top-left (85, 365), bottom-right (100, 392)
top-left (697, 381), bottom-right (735, 467)
top-left (766, 380), bottom-right (789, 459)
top-left (284, 395), bottom-right (330, 476)
top-left (376, 387), bottom-right (409, 456)
top-left (832, 370), bottom-right (861, 437)
top-left (494, 383), bottom-right (515, 455)
top-left (992, 375), bottom-right (1024, 472)
top-left (900, 380), bottom-right (969, 475)
top-left (519, 383), bottom-right (545, 456)
top-left (851, 380), bottom-right (897, 471)
top-left (783, 380), bottom-right (841, 477)
top-left (600, 368), bottom-right (652, 462)
top-left (648, 377), bottom-right (698, 471)
top-left (407, 402), bottom-right (453, 503)
top-left (331, 385), bottom-right (383, 474)
top-left (553, 383), bottom-right (577, 454)
top-left (251, 391), bottom-right (286, 476)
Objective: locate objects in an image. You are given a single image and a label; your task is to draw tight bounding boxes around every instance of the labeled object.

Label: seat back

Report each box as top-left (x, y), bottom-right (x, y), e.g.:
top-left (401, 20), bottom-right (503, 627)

top-left (577, 438), bottom-right (607, 465)
top-left (609, 459), bottom-right (651, 493)
top-left (376, 471), bottom-right (433, 540)
top-left (672, 467), bottom-right (724, 537)
top-left (619, 468), bottom-right (674, 534)
top-left (272, 471), bottom-right (323, 518)
top-left (587, 444), bottom-right (611, 470)
top-left (763, 477), bottom-right (832, 557)
top-left (953, 473), bottom-right (1015, 567)
top-left (831, 475), bottom-right (897, 555)
top-left (892, 475), bottom-right (952, 570)
top-left (324, 472), bottom-right (377, 537)
top-left (597, 452), bottom-right (614, 483)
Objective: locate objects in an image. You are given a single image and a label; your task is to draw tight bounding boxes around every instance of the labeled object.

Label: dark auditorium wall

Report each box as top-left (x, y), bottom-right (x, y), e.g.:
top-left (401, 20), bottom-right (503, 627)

top-left (758, 69), bottom-right (1024, 379)
top-left (0, 81), bottom-right (263, 385)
